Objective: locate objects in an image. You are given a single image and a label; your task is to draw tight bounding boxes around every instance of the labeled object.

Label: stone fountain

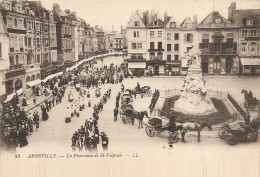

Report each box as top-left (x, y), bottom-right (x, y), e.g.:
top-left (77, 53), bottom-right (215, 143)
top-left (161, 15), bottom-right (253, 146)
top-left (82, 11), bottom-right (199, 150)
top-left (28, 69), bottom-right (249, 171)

top-left (173, 48), bottom-right (217, 115)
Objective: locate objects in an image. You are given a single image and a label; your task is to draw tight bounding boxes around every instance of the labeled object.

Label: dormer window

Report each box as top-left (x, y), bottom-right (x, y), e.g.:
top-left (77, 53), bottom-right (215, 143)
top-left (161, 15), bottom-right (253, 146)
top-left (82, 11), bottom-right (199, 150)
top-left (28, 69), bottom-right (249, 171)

top-left (153, 20), bottom-right (158, 26)
top-left (170, 22), bottom-right (176, 28)
top-left (134, 21), bottom-right (139, 27)
top-left (246, 18), bottom-right (253, 26)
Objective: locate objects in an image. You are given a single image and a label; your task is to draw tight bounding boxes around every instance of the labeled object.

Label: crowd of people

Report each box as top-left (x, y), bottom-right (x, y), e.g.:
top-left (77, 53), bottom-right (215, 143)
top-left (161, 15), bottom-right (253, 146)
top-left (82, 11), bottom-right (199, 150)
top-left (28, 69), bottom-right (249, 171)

top-left (71, 88), bottom-right (111, 152)
top-left (2, 75), bottom-right (68, 152)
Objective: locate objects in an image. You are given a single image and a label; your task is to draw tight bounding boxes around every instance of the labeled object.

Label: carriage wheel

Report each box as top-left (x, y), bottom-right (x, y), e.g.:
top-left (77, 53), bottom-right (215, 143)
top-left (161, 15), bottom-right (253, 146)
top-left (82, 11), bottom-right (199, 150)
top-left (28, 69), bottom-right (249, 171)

top-left (227, 135), bottom-right (238, 145)
top-left (169, 132), bottom-right (179, 143)
top-left (146, 126), bottom-right (155, 137)
top-left (148, 90), bottom-right (152, 97)
top-left (218, 128), bottom-right (228, 139)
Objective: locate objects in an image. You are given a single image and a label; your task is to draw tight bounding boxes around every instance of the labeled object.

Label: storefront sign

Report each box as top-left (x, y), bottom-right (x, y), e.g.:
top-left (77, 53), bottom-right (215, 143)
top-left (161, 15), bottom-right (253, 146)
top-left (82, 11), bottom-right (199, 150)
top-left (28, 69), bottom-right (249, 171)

top-left (128, 62), bottom-right (146, 69)
top-left (166, 61), bottom-right (180, 65)
top-left (241, 58), bottom-right (260, 66)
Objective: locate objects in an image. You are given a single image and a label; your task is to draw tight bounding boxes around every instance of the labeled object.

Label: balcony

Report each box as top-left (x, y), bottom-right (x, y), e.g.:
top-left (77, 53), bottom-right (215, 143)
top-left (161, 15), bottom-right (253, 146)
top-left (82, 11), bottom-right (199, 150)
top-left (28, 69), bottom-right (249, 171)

top-left (9, 64), bottom-right (23, 70)
top-left (148, 48), bottom-right (164, 52)
top-left (199, 42), bottom-right (237, 55)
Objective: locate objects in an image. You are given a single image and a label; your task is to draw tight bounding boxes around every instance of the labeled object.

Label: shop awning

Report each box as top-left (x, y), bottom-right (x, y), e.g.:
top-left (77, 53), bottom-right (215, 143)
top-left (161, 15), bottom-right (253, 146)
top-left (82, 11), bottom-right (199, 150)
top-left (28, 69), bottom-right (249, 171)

top-left (240, 58), bottom-right (260, 66)
top-left (27, 79), bottom-right (42, 87)
top-left (181, 59), bottom-right (189, 67)
top-left (4, 88), bottom-right (23, 103)
top-left (128, 62), bottom-right (146, 69)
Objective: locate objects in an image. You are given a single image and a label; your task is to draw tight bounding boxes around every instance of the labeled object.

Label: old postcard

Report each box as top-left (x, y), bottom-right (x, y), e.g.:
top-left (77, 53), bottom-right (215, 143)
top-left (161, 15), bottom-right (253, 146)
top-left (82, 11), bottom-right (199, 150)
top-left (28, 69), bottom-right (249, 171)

top-left (0, 0), bottom-right (260, 176)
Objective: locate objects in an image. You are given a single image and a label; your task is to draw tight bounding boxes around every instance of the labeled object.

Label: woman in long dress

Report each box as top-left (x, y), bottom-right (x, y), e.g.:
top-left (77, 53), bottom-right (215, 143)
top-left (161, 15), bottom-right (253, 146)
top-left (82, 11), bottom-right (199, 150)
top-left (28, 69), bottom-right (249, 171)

top-left (22, 95), bottom-right (27, 106)
top-left (41, 104), bottom-right (49, 121)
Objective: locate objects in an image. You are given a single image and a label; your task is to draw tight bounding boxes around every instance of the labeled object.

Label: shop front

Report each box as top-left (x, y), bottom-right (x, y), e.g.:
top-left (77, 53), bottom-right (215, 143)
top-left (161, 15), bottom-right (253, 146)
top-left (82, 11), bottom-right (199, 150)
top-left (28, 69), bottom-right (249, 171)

top-left (181, 59), bottom-right (189, 75)
top-left (146, 60), bottom-right (165, 76)
top-left (127, 60), bottom-right (146, 76)
top-left (240, 57), bottom-right (260, 75)
top-left (166, 61), bottom-right (181, 76)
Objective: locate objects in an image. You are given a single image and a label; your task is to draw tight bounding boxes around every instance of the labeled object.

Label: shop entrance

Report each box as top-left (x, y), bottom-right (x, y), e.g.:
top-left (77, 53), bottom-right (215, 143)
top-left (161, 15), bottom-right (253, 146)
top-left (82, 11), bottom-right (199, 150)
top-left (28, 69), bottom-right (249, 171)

top-left (226, 58), bottom-right (233, 74)
top-left (154, 65), bottom-right (159, 76)
top-left (213, 58), bottom-right (221, 74)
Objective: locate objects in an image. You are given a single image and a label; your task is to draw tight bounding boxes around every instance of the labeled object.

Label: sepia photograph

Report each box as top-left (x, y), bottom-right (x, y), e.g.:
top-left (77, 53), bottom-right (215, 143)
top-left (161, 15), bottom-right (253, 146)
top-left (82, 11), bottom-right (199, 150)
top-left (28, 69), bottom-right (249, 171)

top-left (0, 0), bottom-right (260, 176)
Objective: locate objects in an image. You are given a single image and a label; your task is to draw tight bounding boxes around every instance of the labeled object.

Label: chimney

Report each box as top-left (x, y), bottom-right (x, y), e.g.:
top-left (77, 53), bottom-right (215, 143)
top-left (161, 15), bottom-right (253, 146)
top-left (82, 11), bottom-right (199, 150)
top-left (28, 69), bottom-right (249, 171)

top-left (95, 25), bottom-right (98, 30)
top-left (228, 2), bottom-right (236, 22)
top-left (121, 25), bottom-right (123, 34)
top-left (193, 14), bottom-right (197, 24)
top-left (72, 11), bottom-right (77, 17)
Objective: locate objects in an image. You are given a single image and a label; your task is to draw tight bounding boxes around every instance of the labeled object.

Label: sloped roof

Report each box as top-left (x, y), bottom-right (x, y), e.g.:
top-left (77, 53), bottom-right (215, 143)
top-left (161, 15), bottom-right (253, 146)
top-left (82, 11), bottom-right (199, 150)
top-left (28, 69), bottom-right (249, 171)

top-left (232, 9), bottom-right (260, 27)
top-left (200, 11), bottom-right (230, 24)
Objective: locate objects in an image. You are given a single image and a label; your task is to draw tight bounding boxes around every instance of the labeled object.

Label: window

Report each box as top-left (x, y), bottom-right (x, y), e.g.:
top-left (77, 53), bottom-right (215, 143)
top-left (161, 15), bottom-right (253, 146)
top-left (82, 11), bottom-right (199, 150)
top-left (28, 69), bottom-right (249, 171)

top-left (247, 18), bottom-right (253, 26)
top-left (134, 21), bottom-right (139, 27)
top-left (133, 31), bottom-right (139, 37)
top-left (19, 37), bottom-right (23, 48)
top-left (0, 43), bottom-right (2, 58)
top-left (137, 43), bottom-right (142, 49)
top-left (167, 44), bottom-right (171, 51)
top-left (242, 30), bottom-right (247, 37)
top-left (174, 44), bottom-right (179, 51)
top-left (241, 42), bottom-right (246, 52)
top-left (185, 33), bottom-right (193, 42)
top-left (153, 21), bottom-right (158, 26)
top-left (150, 31), bottom-right (154, 38)
top-left (226, 38), bottom-right (234, 48)
top-left (174, 55), bottom-right (179, 61)
top-left (158, 42), bottom-right (162, 49)
top-left (251, 30), bottom-right (257, 37)
top-left (213, 38), bottom-right (222, 43)
top-left (167, 33), bottom-right (171, 40)
top-left (132, 43), bottom-right (137, 49)
top-left (251, 42), bottom-right (256, 52)
top-left (170, 22), bottom-right (176, 28)
top-left (167, 54), bottom-right (171, 61)
top-left (14, 18), bottom-right (18, 28)
top-left (9, 56), bottom-right (14, 66)
top-left (24, 37), bottom-right (27, 47)
top-left (174, 33), bottom-right (179, 40)
top-left (150, 42), bottom-right (154, 49)
top-left (37, 54), bottom-right (40, 63)
top-left (201, 39), bottom-right (209, 48)
top-left (15, 55), bottom-right (19, 64)
top-left (158, 31), bottom-right (162, 38)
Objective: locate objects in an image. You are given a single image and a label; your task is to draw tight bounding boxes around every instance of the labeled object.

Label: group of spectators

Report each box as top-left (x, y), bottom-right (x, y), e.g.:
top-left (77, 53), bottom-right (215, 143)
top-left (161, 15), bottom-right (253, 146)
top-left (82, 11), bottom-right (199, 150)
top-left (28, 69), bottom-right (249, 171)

top-left (71, 88), bottom-right (111, 152)
top-left (1, 75), bottom-right (67, 152)
top-left (149, 90), bottom-right (160, 113)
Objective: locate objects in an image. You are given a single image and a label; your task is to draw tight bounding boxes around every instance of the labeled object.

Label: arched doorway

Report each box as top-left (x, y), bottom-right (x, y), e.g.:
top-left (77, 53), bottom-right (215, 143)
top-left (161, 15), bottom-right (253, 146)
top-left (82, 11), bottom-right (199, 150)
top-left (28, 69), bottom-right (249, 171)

top-left (26, 76), bottom-right (30, 82)
top-left (213, 57), bottom-right (221, 74)
top-left (36, 73), bottom-right (41, 79)
top-left (31, 75), bottom-right (35, 81)
top-left (15, 79), bottom-right (22, 91)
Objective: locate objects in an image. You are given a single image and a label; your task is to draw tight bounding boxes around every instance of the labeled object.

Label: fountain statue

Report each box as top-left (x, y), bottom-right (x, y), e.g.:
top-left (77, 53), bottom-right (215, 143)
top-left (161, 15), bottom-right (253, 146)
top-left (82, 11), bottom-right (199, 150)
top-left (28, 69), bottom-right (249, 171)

top-left (173, 47), bottom-right (217, 115)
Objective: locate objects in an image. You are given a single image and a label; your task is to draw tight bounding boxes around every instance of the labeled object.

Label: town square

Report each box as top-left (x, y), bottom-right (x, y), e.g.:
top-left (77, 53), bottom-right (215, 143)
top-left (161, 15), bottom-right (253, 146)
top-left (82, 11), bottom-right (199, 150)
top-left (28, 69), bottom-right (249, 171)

top-left (0, 0), bottom-right (260, 176)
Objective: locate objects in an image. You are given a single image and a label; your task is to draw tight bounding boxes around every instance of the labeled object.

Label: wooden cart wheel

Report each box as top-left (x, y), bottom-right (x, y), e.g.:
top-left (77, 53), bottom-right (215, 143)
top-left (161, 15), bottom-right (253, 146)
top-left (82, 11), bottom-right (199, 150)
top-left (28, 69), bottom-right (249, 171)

top-left (146, 126), bottom-right (155, 137)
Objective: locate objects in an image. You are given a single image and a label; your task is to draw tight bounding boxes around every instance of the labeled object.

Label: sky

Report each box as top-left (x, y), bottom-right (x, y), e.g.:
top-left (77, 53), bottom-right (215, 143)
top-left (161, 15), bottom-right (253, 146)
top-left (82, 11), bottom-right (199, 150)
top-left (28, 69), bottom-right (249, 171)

top-left (41, 0), bottom-right (260, 32)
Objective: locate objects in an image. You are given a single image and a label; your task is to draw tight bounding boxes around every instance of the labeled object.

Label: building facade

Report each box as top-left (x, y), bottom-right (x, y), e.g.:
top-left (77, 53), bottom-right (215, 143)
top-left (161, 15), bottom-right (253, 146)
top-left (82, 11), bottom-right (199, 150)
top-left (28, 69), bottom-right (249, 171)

top-left (113, 32), bottom-right (123, 53)
top-left (228, 2), bottom-right (260, 75)
top-left (53, 4), bottom-right (76, 68)
top-left (197, 11), bottom-right (239, 75)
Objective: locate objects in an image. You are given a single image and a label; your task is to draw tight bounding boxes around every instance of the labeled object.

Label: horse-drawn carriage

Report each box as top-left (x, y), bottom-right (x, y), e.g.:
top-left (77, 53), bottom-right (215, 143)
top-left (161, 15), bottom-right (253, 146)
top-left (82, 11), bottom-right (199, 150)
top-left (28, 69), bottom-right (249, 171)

top-left (120, 104), bottom-right (134, 124)
top-left (145, 117), bottom-right (180, 143)
top-left (126, 86), bottom-right (152, 97)
top-left (241, 89), bottom-right (259, 108)
top-left (218, 118), bottom-right (260, 145)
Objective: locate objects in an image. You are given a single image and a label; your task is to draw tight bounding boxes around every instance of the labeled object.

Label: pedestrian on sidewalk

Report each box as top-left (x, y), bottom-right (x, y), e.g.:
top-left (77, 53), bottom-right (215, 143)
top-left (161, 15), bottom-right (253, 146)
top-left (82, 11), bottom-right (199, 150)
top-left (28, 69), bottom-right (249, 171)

top-left (114, 107), bottom-right (118, 122)
top-left (33, 97), bottom-right (36, 105)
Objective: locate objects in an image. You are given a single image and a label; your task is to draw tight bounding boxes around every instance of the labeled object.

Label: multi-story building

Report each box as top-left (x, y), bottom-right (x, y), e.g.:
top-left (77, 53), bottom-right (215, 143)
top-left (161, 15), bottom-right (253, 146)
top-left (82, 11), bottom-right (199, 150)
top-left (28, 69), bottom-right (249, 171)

top-left (1, 1), bottom-right (27, 94)
top-left (90, 27), bottom-right (98, 53)
top-left (113, 32), bottom-right (123, 54)
top-left (228, 2), bottom-right (260, 75)
top-left (0, 13), bottom-right (9, 104)
top-left (126, 11), bottom-right (147, 75)
top-left (26, 1), bottom-right (59, 80)
top-left (94, 25), bottom-right (106, 54)
top-left (197, 11), bottom-right (239, 75)
top-left (105, 31), bottom-right (115, 53)
top-left (165, 15), bottom-right (182, 75)
top-left (180, 16), bottom-right (198, 75)
top-left (146, 12), bottom-right (166, 75)
top-left (53, 4), bottom-right (76, 68)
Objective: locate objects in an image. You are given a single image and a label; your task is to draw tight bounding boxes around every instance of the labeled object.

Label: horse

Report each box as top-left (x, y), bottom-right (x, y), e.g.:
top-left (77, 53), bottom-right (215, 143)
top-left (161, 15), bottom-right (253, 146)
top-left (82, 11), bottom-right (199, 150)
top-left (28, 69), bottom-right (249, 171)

top-left (131, 110), bottom-right (149, 129)
top-left (241, 89), bottom-right (259, 108)
top-left (178, 122), bottom-right (212, 143)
